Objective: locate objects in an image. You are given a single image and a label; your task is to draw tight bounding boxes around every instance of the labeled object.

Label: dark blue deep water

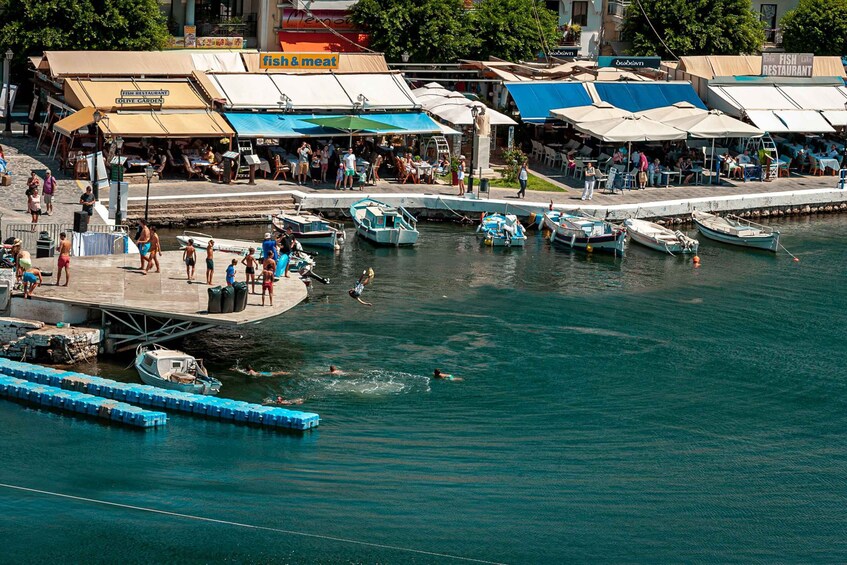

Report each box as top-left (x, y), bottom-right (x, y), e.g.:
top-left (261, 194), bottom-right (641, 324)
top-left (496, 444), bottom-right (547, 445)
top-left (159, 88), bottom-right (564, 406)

top-left (0, 216), bottom-right (845, 563)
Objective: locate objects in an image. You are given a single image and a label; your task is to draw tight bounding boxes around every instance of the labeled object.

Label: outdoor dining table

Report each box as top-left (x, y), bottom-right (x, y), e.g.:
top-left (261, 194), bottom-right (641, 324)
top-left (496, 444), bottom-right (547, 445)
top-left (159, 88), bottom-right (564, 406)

top-left (814, 155), bottom-right (840, 173)
top-left (661, 170), bottom-right (680, 187)
top-left (414, 162), bottom-right (433, 183)
top-left (189, 158), bottom-right (212, 167)
top-left (258, 158), bottom-right (271, 174)
top-left (124, 157), bottom-right (151, 169)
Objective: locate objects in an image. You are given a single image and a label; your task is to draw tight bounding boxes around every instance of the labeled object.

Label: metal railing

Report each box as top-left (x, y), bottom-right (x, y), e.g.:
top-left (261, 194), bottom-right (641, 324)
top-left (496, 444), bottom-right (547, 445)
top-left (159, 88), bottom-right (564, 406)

top-left (2, 222), bottom-right (117, 253)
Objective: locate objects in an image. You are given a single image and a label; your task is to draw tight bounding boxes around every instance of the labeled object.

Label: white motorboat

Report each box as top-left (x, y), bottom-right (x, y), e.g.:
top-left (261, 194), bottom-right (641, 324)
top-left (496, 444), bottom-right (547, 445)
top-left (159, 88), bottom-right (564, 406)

top-left (692, 211), bottom-right (780, 252)
top-left (542, 211), bottom-right (626, 255)
top-left (350, 198), bottom-right (419, 246)
top-left (476, 214), bottom-right (527, 247)
top-left (624, 218), bottom-right (699, 255)
top-left (134, 344), bottom-right (221, 395)
top-left (273, 211), bottom-right (345, 249)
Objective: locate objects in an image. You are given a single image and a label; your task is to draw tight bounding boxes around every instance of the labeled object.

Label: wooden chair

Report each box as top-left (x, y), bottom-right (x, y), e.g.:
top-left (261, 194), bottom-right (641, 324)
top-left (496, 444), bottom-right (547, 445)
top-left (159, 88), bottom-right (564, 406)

top-left (272, 155), bottom-right (289, 180)
top-left (372, 154), bottom-right (383, 181)
top-left (153, 155), bottom-right (167, 179)
top-left (808, 154), bottom-right (823, 176)
top-left (396, 158), bottom-right (412, 184)
top-left (182, 155), bottom-right (203, 180)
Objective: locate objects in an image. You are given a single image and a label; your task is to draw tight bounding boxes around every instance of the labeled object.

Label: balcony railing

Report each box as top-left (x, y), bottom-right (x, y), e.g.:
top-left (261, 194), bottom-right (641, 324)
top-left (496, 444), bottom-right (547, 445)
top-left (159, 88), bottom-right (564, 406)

top-left (607, 0), bottom-right (630, 18)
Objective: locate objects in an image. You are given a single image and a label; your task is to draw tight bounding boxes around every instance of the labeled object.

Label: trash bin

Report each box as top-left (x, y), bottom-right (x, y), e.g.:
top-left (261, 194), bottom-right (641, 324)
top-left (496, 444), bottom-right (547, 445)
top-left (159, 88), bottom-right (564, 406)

top-left (207, 286), bottom-right (223, 313)
top-left (36, 231), bottom-right (54, 258)
top-left (479, 178), bottom-right (490, 193)
top-left (220, 285), bottom-right (235, 313)
top-left (233, 282), bottom-right (248, 312)
top-left (73, 210), bottom-right (89, 233)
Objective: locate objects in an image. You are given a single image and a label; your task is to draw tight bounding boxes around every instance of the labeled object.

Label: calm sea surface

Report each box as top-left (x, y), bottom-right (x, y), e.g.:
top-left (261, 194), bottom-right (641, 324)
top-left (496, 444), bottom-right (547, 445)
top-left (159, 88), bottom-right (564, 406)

top-left (0, 216), bottom-right (845, 563)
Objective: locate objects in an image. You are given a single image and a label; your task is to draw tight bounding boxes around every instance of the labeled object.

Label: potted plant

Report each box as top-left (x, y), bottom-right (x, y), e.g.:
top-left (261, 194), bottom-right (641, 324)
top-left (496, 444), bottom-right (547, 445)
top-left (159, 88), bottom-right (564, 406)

top-left (450, 157), bottom-right (460, 185)
top-left (564, 24), bottom-right (581, 45)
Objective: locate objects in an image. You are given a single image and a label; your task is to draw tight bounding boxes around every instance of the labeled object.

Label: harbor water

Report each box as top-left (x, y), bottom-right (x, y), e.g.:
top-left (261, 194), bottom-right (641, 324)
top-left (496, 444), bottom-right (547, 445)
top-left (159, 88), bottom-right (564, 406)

top-left (1, 216), bottom-right (845, 562)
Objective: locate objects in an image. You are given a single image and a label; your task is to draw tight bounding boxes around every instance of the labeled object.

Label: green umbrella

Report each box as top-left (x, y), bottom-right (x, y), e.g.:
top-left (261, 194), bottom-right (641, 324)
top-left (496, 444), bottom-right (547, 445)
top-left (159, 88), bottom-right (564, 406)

top-left (303, 115), bottom-right (402, 147)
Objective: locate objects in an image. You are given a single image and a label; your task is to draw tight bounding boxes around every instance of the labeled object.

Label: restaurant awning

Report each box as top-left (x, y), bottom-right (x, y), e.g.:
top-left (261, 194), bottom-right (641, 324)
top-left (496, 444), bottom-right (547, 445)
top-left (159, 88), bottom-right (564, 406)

top-left (98, 111), bottom-right (234, 138)
top-left (41, 51), bottom-right (245, 79)
top-left (707, 85), bottom-right (798, 116)
top-left (745, 110), bottom-right (834, 133)
top-left (665, 109), bottom-right (763, 138)
top-left (549, 101), bottom-right (629, 123)
top-left (574, 114), bottom-right (687, 142)
top-left (636, 101), bottom-right (707, 121)
top-left (53, 107), bottom-right (96, 137)
top-left (64, 79), bottom-right (211, 111)
top-left (593, 82), bottom-right (706, 113)
top-left (241, 52), bottom-right (389, 73)
top-left (777, 86), bottom-right (847, 110)
top-left (224, 112), bottom-right (447, 138)
top-left (503, 82), bottom-right (593, 123)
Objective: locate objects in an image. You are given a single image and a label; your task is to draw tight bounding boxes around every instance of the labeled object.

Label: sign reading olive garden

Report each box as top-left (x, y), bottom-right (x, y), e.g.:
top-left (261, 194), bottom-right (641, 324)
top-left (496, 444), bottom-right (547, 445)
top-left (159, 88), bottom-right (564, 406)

top-left (115, 90), bottom-right (169, 105)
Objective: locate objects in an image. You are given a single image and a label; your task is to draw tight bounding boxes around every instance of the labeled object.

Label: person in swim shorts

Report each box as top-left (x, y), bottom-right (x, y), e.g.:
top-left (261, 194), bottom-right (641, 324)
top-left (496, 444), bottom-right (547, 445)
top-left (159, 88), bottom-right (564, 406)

top-left (225, 258), bottom-right (237, 287)
top-left (348, 267), bottom-right (374, 306)
top-left (22, 267), bottom-right (42, 299)
top-left (183, 238), bottom-right (196, 281)
top-left (56, 232), bottom-right (71, 286)
top-left (241, 247), bottom-right (258, 294)
top-left (262, 257), bottom-right (276, 306)
top-left (433, 368), bottom-right (462, 382)
top-left (206, 240), bottom-right (215, 285)
top-left (144, 226), bottom-right (161, 275)
top-left (136, 220), bottom-right (151, 271)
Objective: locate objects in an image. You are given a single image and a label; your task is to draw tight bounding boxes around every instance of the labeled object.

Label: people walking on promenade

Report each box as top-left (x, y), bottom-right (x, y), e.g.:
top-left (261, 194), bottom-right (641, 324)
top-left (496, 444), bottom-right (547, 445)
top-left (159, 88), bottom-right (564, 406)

top-left (206, 240), bottom-right (215, 285)
top-left (26, 171), bottom-right (39, 195)
top-left (136, 220), bottom-right (150, 270)
top-left (297, 141), bottom-right (311, 185)
top-left (517, 160), bottom-right (528, 198)
top-left (144, 227), bottom-right (161, 274)
top-left (80, 186), bottom-right (95, 216)
top-left (183, 238), bottom-right (196, 281)
top-left (42, 170), bottom-right (57, 216)
top-left (581, 160), bottom-right (596, 201)
top-left (27, 188), bottom-right (41, 232)
top-left (56, 232), bottom-right (71, 287)
top-left (279, 228), bottom-right (293, 278)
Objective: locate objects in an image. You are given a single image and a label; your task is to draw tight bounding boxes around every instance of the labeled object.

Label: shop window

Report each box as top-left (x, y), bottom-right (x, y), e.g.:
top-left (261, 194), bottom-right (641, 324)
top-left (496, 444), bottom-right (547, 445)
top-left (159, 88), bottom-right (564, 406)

top-left (571, 1), bottom-right (588, 26)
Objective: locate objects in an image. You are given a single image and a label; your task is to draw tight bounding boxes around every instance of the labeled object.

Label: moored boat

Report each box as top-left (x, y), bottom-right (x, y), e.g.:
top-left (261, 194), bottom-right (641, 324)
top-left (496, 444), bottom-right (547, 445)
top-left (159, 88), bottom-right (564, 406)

top-left (350, 198), bottom-right (419, 246)
top-left (476, 214), bottom-right (526, 247)
top-left (692, 211), bottom-right (780, 252)
top-left (273, 211), bottom-right (345, 250)
top-left (134, 344), bottom-right (222, 395)
top-left (624, 218), bottom-right (699, 255)
top-left (543, 211), bottom-right (626, 255)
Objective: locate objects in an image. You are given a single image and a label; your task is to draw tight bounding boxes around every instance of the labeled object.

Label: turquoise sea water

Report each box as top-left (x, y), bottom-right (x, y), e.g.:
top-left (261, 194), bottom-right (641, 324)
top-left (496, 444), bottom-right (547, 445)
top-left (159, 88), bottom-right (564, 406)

top-left (1, 217), bottom-right (845, 563)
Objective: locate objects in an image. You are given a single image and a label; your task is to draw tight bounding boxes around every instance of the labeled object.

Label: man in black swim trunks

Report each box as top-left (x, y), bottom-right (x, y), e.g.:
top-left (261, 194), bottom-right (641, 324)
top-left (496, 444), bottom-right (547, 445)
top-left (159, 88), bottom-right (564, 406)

top-left (279, 228), bottom-right (293, 279)
top-left (183, 238), bottom-right (197, 281)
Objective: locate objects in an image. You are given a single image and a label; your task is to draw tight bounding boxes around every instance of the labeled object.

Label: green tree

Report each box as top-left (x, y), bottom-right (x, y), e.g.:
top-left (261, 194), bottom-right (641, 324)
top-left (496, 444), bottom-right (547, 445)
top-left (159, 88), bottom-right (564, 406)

top-left (622, 0), bottom-right (764, 57)
top-left (781, 0), bottom-right (847, 55)
top-left (351, 0), bottom-right (476, 63)
top-left (471, 0), bottom-right (559, 61)
top-left (0, 0), bottom-right (169, 60)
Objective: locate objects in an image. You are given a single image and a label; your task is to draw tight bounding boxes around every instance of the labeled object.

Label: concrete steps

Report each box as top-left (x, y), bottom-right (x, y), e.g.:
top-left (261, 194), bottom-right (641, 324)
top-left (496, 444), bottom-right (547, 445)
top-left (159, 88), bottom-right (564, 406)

top-left (119, 195), bottom-right (298, 226)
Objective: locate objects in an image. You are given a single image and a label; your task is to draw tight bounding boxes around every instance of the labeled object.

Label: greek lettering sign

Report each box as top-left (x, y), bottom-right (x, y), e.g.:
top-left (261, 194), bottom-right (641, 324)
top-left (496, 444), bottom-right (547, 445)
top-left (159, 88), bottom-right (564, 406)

top-left (597, 56), bottom-right (661, 69)
top-left (550, 47), bottom-right (579, 58)
top-left (259, 53), bottom-right (340, 70)
top-left (761, 52), bottom-right (813, 77)
top-left (115, 90), bottom-right (169, 105)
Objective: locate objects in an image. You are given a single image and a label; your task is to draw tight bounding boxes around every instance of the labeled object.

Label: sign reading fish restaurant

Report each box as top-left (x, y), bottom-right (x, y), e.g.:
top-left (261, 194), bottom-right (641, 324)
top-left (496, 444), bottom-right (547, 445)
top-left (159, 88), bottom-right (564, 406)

top-left (761, 53), bottom-right (814, 78)
top-left (260, 53), bottom-right (340, 70)
top-left (115, 90), bottom-right (169, 105)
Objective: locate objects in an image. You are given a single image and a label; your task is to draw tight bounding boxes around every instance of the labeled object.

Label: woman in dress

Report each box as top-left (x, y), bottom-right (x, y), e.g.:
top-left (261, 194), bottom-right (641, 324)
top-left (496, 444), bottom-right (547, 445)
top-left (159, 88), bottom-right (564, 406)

top-left (457, 156), bottom-right (466, 195)
top-left (28, 188), bottom-right (41, 232)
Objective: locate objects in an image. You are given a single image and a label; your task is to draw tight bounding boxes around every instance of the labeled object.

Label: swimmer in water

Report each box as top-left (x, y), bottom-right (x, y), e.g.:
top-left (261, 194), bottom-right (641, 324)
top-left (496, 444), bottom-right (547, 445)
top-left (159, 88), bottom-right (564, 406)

top-left (433, 368), bottom-right (462, 382)
top-left (348, 267), bottom-right (374, 306)
top-left (327, 365), bottom-right (344, 376)
top-left (263, 395), bottom-right (305, 406)
top-left (233, 363), bottom-right (289, 377)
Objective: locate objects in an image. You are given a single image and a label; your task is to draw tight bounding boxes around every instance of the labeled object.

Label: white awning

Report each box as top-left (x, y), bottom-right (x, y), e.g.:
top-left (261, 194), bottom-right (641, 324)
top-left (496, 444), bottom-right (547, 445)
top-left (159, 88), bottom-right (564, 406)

top-left (746, 110), bottom-right (834, 133)
top-left (821, 110), bottom-right (847, 126)
top-left (271, 74), bottom-right (353, 110)
top-left (707, 86), bottom-right (799, 116)
top-left (334, 73), bottom-right (419, 110)
top-left (778, 86), bottom-right (847, 110)
top-left (210, 74), bottom-right (284, 109)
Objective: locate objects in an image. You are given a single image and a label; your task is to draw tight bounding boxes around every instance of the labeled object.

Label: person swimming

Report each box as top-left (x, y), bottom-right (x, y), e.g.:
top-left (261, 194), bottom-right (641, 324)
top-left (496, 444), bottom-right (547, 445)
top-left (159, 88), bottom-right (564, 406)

top-left (327, 365), bottom-right (344, 376)
top-left (233, 363), bottom-right (289, 377)
top-left (348, 267), bottom-right (374, 306)
top-left (433, 368), bottom-right (462, 382)
top-left (263, 395), bottom-right (304, 406)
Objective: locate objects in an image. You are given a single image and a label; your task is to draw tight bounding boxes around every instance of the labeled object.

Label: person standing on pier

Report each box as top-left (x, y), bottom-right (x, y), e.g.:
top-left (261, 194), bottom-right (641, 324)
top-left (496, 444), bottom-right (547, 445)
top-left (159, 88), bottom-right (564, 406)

top-left (242, 247), bottom-right (258, 294)
top-left (279, 228), bottom-right (293, 279)
top-left (206, 240), bottom-right (215, 285)
top-left (144, 227), bottom-right (161, 274)
top-left (79, 186), bottom-right (95, 217)
top-left (27, 187), bottom-right (41, 232)
top-left (183, 238), bottom-right (196, 281)
top-left (226, 259), bottom-right (237, 287)
top-left (261, 233), bottom-right (277, 264)
top-left (42, 170), bottom-right (57, 216)
top-left (55, 232), bottom-right (71, 287)
top-left (343, 147), bottom-right (357, 190)
top-left (261, 257), bottom-right (276, 306)
top-left (136, 220), bottom-right (151, 271)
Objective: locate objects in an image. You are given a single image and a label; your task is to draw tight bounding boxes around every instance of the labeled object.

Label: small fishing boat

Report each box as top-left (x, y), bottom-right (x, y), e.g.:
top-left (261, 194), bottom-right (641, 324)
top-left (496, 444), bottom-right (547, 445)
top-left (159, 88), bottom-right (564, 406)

top-left (134, 344), bottom-right (222, 395)
top-left (273, 211), bottom-right (345, 249)
top-left (350, 198), bottom-right (419, 246)
top-left (692, 211), bottom-right (780, 252)
top-left (476, 214), bottom-right (526, 247)
top-left (543, 211), bottom-right (626, 255)
top-left (624, 218), bottom-right (699, 255)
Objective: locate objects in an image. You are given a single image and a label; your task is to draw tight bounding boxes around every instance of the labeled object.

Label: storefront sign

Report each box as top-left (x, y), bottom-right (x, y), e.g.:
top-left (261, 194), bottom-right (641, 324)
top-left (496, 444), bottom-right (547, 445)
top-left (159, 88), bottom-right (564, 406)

top-left (283, 9), bottom-right (357, 30)
top-left (116, 89), bottom-right (169, 105)
top-left (167, 36), bottom-right (244, 49)
top-left (550, 47), bottom-right (579, 58)
top-left (259, 52), bottom-right (340, 70)
top-left (761, 52), bottom-right (813, 77)
top-left (597, 56), bottom-right (661, 69)
top-left (184, 25), bottom-right (197, 48)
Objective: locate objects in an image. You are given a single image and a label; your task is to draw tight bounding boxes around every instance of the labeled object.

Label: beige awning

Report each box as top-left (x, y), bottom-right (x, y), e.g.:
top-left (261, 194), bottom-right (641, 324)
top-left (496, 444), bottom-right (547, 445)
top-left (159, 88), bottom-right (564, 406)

top-left (679, 55), bottom-right (846, 79)
top-left (53, 107), bottom-right (97, 137)
top-left (240, 52), bottom-right (390, 73)
top-left (98, 111), bottom-right (234, 138)
top-left (42, 50), bottom-right (246, 78)
top-left (64, 79), bottom-right (211, 111)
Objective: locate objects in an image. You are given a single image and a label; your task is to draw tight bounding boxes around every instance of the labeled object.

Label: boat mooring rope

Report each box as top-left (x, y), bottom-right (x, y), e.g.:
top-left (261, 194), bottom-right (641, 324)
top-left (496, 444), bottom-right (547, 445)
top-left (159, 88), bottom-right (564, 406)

top-left (436, 197), bottom-right (473, 223)
top-left (0, 482), bottom-right (505, 564)
top-left (779, 242), bottom-right (800, 262)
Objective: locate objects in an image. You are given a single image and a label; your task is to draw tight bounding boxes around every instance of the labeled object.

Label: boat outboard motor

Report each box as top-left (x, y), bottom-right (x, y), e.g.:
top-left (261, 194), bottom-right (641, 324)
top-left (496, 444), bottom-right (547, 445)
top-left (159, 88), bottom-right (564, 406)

top-left (298, 265), bottom-right (330, 285)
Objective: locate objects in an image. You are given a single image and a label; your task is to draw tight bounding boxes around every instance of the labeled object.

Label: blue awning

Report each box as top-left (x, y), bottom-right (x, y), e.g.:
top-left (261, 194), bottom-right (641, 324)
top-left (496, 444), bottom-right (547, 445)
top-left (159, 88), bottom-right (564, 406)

top-left (224, 112), bottom-right (446, 138)
top-left (504, 82), bottom-right (593, 123)
top-left (593, 83), bottom-right (706, 113)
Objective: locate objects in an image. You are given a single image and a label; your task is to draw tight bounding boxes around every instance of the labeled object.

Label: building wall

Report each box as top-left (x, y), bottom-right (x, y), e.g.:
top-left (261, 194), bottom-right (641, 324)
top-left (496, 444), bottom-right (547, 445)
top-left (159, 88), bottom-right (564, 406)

top-left (554, 0), bottom-right (603, 57)
top-left (751, 0), bottom-right (798, 43)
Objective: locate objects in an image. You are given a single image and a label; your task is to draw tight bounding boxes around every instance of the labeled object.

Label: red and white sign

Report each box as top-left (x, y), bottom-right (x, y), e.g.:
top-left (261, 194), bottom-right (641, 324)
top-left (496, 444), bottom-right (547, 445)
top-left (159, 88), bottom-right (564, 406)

top-left (282, 9), bottom-right (357, 31)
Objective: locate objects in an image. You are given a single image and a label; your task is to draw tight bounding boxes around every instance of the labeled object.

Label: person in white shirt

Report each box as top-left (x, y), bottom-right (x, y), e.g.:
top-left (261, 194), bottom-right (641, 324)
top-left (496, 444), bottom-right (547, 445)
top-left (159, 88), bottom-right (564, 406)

top-left (630, 149), bottom-right (640, 172)
top-left (581, 160), bottom-right (596, 201)
top-left (737, 150), bottom-right (751, 164)
top-left (517, 160), bottom-right (528, 198)
top-left (343, 148), bottom-right (357, 190)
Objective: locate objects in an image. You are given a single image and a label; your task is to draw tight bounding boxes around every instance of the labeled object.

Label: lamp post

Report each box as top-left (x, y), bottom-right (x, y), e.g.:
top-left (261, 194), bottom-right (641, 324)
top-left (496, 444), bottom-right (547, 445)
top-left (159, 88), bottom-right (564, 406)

top-left (144, 166), bottom-right (155, 223)
top-left (468, 105), bottom-right (484, 194)
top-left (4, 49), bottom-right (12, 135)
top-left (92, 109), bottom-right (102, 200)
top-left (114, 136), bottom-right (124, 227)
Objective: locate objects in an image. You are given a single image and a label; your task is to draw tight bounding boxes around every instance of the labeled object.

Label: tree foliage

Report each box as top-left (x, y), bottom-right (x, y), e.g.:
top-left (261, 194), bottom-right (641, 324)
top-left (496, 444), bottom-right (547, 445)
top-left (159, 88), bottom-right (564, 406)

top-left (781, 0), bottom-right (847, 55)
top-left (0, 0), bottom-right (169, 60)
top-left (351, 0), bottom-right (559, 63)
top-left (622, 0), bottom-right (765, 57)
top-left (471, 0), bottom-right (559, 61)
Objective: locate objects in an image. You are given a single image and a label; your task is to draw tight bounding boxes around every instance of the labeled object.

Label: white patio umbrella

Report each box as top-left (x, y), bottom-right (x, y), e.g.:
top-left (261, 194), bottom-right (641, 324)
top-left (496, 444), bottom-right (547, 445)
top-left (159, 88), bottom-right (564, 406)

top-left (667, 109), bottom-right (764, 184)
top-left (574, 114), bottom-right (687, 142)
top-left (549, 101), bottom-right (629, 124)
top-left (637, 101), bottom-right (707, 122)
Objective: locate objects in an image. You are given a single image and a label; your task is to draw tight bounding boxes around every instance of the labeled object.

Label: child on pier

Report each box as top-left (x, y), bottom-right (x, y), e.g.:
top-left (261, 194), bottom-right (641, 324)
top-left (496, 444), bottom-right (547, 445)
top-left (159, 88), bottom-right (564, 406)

top-left (206, 240), bottom-right (215, 285)
top-left (22, 267), bottom-right (42, 299)
top-left (225, 258), bottom-right (237, 287)
top-left (242, 248), bottom-right (258, 294)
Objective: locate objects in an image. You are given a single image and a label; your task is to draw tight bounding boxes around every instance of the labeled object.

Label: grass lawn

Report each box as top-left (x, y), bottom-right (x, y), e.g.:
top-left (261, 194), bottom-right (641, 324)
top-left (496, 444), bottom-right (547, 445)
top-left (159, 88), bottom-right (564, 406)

top-left (488, 171), bottom-right (565, 192)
